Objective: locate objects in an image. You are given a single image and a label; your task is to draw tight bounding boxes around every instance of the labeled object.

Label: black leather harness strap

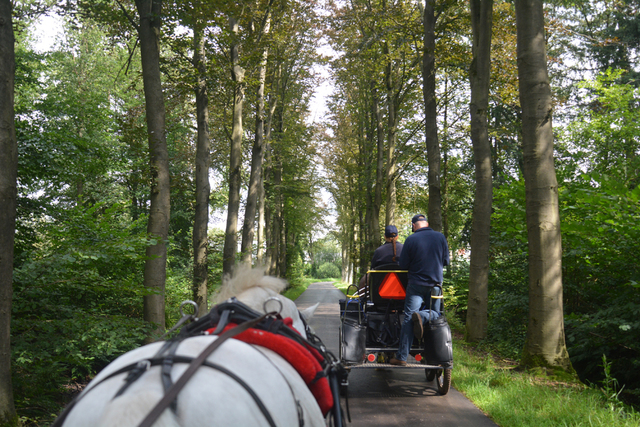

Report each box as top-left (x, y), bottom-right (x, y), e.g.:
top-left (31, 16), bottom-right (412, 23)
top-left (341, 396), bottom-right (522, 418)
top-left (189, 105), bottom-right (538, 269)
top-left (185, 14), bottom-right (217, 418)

top-left (160, 340), bottom-right (181, 412)
top-left (137, 312), bottom-right (275, 427)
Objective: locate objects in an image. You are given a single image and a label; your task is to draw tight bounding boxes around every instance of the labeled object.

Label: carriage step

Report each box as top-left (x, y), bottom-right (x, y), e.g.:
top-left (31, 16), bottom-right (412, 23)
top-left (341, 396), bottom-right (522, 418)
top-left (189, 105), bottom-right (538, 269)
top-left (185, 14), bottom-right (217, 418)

top-left (347, 362), bottom-right (444, 370)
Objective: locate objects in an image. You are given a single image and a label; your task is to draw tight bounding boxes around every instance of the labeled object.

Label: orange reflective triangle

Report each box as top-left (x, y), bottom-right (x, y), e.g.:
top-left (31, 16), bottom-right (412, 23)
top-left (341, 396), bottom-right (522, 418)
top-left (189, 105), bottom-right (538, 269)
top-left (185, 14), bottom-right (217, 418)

top-left (378, 273), bottom-right (406, 299)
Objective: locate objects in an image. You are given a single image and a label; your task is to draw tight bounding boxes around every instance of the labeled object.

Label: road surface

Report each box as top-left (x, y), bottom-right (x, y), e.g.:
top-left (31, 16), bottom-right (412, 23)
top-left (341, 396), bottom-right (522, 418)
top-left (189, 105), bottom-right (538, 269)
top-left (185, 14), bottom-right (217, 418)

top-left (295, 281), bottom-right (499, 427)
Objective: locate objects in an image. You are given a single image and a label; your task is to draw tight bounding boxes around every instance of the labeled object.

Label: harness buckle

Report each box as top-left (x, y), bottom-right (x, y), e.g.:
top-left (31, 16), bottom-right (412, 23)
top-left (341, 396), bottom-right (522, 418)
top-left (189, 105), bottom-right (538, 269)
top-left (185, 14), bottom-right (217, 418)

top-left (115, 359), bottom-right (153, 399)
top-left (136, 359), bottom-right (151, 373)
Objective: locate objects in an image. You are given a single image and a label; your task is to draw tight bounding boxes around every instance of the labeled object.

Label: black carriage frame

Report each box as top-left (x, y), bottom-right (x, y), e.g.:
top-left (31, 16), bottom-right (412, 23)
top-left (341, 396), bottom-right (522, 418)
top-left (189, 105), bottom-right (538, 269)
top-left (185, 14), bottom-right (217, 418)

top-left (338, 263), bottom-right (453, 395)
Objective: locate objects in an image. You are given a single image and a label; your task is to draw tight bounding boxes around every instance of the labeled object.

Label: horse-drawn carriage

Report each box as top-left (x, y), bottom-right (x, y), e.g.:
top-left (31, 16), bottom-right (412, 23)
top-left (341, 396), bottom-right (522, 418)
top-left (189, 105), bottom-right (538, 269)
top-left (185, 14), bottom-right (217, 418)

top-left (338, 263), bottom-right (453, 395)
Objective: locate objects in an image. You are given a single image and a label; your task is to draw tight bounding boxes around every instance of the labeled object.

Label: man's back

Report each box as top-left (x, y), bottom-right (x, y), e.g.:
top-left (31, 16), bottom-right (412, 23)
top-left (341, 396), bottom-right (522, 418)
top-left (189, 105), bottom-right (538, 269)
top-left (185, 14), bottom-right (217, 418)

top-left (399, 227), bottom-right (449, 286)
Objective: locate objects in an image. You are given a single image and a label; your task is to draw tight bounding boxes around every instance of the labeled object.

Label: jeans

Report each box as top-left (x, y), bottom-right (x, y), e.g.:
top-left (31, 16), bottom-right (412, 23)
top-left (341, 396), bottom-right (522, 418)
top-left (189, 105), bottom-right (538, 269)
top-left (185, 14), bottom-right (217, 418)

top-left (395, 283), bottom-right (441, 361)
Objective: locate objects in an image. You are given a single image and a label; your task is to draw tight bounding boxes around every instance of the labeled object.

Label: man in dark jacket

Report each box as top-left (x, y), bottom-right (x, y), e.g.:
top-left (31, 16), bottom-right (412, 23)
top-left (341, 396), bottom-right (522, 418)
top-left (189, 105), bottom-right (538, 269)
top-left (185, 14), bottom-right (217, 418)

top-left (390, 214), bottom-right (449, 366)
top-left (357, 225), bottom-right (403, 291)
top-left (370, 225), bottom-right (403, 268)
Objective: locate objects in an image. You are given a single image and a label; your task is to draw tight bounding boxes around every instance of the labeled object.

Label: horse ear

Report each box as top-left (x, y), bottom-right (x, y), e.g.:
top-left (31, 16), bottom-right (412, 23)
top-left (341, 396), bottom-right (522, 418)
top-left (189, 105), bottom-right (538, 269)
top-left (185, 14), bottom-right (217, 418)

top-left (299, 302), bottom-right (320, 321)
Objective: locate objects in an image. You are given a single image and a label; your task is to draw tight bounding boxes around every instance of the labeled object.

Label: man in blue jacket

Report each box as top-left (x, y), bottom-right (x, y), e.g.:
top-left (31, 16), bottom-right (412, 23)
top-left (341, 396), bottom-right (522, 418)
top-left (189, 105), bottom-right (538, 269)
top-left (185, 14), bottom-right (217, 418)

top-left (390, 214), bottom-right (449, 366)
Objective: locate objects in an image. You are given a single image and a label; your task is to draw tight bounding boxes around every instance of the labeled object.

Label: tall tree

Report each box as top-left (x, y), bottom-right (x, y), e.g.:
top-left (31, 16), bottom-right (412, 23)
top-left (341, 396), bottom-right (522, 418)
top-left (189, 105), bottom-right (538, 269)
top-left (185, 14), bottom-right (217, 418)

top-left (242, 3), bottom-right (272, 264)
top-left (223, 15), bottom-right (244, 276)
top-left (371, 81), bottom-right (384, 247)
top-left (384, 40), bottom-right (399, 226)
top-left (423, 0), bottom-right (443, 231)
top-left (466, 0), bottom-right (493, 342)
top-left (0, 1), bottom-right (18, 423)
top-left (135, 0), bottom-right (171, 334)
top-left (515, 0), bottom-right (573, 370)
top-left (257, 91), bottom-right (278, 266)
top-left (192, 20), bottom-right (211, 316)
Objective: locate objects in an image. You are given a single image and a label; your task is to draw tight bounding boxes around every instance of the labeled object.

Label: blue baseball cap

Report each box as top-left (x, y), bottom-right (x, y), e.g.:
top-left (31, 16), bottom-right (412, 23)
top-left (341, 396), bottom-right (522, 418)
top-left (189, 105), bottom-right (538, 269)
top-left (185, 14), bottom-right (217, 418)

top-left (384, 225), bottom-right (398, 237)
top-left (411, 214), bottom-right (427, 224)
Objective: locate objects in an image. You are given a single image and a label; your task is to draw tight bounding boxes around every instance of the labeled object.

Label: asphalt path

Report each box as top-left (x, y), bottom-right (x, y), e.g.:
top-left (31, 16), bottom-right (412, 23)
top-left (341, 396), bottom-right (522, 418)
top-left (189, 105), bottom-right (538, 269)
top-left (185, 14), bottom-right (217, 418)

top-left (295, 281), bottom-right (499, 427)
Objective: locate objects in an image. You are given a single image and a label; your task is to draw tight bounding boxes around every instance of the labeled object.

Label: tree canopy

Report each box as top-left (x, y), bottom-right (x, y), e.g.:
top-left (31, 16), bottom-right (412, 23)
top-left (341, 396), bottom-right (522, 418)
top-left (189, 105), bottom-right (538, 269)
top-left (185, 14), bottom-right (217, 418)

top-left (2, 0), bottom-right (640, 424)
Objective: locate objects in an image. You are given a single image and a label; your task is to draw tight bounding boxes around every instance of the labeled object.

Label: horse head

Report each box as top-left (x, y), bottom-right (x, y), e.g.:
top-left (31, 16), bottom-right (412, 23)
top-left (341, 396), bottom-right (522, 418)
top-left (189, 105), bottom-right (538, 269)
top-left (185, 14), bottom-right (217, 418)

top-left (53, 264), bottom-right (331, 427)
top-left (211, 264), bottom-right (318, 339)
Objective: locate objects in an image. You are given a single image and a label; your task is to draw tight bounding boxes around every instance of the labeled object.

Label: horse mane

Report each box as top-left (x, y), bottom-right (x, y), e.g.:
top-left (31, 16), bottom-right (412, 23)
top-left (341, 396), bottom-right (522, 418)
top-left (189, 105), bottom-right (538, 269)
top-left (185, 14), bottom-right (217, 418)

top-left (211, 264), bottom-right (288, 305)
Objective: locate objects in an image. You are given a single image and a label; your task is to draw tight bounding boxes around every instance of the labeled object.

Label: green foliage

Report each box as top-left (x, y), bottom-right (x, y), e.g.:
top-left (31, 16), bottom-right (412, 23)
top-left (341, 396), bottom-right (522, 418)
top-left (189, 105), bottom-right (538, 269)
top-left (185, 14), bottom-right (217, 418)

top-left (558, 150), bottom-right (640, 389)
top-left (165, 268), bottom-right (194, 328)
top-left (206, 229), bottom-right (226, 292)
top-left (11, 202), bottom-right (152, 423)
top-left (285, 243), bottom-right (307, 288)
top-left (165, 228), bottom-right (226, 326)
top-left (560, 69), bottom-right (640, 188)
top-left (316, 262), bottom-right (341, 279)
top-left (307, 236), bottom-right (341, 278)
top-left (475, 177), bottom-right (530, 359)
top-left (599, 354), bottom-right (628, 414)
top-left (442, 257), bottom-right (470, 315)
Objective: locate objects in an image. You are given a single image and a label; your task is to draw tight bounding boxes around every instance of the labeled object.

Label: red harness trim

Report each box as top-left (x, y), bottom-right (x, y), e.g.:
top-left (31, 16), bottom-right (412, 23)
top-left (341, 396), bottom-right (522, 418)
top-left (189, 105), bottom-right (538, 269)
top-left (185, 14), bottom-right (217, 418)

top-left (205, 318), bottom-right (333, 415)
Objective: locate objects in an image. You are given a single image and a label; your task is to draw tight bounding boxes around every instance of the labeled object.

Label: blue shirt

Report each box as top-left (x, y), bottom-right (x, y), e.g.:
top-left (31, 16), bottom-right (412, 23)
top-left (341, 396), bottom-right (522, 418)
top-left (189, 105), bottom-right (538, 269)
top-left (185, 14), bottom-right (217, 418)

top-left (399, 227), bottom-right (449, 286)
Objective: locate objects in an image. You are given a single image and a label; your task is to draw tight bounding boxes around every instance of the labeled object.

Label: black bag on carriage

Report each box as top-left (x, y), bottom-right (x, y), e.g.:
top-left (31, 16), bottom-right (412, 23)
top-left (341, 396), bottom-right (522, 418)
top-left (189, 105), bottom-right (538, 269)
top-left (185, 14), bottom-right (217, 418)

top-left (339, 290), bottom-right (367, 364)
top-left (365, 311), bottom-right (401, 347)
top-left (422, 287), bottom-right (453, 367)
top-left (341, 317), bottom-right (367, 363)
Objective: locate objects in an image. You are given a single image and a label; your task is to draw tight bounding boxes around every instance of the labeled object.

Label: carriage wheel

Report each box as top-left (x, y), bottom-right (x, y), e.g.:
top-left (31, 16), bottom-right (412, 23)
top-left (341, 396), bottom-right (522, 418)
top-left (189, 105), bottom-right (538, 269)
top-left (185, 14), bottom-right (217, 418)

top-left (425, 368), bottom-right (436, 382)
top-left (435, 369), bottom-right (452, 395)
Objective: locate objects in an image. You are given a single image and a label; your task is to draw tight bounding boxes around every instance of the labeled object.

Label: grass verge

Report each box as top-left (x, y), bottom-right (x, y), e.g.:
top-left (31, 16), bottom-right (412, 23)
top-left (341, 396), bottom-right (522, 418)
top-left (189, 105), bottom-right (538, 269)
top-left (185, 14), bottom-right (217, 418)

top-left (450, 325), bottom-right (640, 426)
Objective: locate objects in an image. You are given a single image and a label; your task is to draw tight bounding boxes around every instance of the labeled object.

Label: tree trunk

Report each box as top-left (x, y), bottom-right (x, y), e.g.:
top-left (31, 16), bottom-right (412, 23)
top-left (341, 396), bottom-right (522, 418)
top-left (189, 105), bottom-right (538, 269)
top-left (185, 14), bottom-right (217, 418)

top-left (192, 25), bottom-right (211, 317)
top-left (256, 169), bottom-right (266, 265)
top-left (258, 94), bottom-right (277, 267)
top-left (264, 167), bottom-right (274, 274)
top-left (273, 157), bottom-right (285, 276)
top-left (0, 1), bottom-right (18, 422)
top-left (442, 76), bottom-right (450, 244)
top-left (372, 81), bottom-right (383, 244)
top-left (466, 0), bottom-right (493, 342)
top-left (341, 240), bottom-right (349, 283)
top-left (360, 101), bottom-right (375, 274)
top-left (515, 0), bottom-right (573, 371)
top-left (136, 0), bottom-right (170, 335)
top-left (422, 0), bottom-right (442, 231)
top-left (223, 16), bottom-right (244, 277)
top-left (384, 46), bottom-right (398, 226)
top-left (241, 12), bottom-right (271, 265)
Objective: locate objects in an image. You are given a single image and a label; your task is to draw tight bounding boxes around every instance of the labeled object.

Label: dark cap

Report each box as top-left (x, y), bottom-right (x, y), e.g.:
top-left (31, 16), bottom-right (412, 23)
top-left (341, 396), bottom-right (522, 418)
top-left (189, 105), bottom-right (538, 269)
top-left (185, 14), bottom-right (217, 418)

top-left (384, 225), bottom-right (398, 237)
top-left (411, 214), bottom-right (427, 224)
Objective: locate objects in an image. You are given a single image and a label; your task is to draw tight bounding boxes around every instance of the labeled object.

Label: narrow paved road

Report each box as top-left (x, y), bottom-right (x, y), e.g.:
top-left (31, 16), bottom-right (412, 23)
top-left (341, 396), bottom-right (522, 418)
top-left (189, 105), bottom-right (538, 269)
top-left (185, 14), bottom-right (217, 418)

top-left (295, 282), bottom-right (499, 427)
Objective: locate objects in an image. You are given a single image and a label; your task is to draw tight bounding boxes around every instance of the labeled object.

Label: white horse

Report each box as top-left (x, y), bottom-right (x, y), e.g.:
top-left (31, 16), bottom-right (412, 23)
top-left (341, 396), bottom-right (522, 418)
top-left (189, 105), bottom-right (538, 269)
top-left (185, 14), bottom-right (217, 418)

top-left (55, 266), bottom-right (328, 427)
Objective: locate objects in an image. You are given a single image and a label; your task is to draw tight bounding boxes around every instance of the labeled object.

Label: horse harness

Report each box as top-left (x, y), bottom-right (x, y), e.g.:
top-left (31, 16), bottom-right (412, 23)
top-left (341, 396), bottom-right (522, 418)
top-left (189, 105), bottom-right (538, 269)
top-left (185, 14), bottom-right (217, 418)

top-left (52, 298), bottom-right (346, 427)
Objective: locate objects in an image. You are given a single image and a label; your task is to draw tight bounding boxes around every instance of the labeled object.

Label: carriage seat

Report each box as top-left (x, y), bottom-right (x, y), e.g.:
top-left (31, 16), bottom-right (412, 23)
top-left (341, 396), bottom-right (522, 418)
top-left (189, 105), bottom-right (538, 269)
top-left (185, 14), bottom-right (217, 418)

top-left (366, 263), bottom-right (408, 310)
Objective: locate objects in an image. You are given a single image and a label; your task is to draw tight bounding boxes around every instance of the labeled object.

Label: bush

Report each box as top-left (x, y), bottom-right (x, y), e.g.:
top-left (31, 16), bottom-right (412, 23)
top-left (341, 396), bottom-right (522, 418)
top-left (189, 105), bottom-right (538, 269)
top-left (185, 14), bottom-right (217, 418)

top-left (317, 262), bottom-right (340, 279)
top-left (11, 203), bottom-right (152, 424)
